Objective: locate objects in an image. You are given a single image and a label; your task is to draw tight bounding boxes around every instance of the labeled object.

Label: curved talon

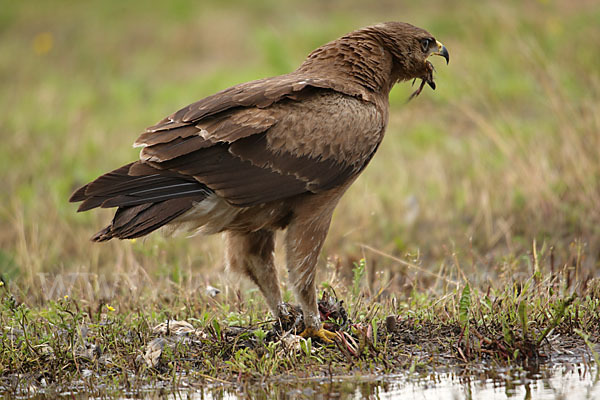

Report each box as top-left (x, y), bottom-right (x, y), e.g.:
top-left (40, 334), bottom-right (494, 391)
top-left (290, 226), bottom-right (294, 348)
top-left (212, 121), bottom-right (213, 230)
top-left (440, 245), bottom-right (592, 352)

top-left (300, 327), bottom-right (338, 343)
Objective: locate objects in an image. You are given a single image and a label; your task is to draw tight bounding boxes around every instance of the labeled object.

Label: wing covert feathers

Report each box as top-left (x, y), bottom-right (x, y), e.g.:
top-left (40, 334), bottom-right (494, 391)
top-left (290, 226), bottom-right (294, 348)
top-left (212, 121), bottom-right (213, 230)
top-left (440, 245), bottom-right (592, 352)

top-left (134, 89), bottom-right (385, 207)
top-left (139, 74), bottom-right (371, 135)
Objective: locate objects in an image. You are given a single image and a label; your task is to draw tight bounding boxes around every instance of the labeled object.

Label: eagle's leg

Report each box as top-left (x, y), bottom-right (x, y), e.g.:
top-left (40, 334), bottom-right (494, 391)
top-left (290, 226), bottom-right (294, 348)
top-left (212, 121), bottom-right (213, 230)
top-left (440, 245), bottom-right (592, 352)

top-left (285, 213), bottom-right (337, 343)
top-left (225, 230), bottom-right (283, 317)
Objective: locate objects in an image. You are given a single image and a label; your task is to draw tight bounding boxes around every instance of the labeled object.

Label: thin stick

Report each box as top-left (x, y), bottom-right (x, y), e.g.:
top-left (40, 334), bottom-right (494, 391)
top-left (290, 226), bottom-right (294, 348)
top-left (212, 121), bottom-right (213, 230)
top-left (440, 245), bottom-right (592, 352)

top-left (359, 243), bottom-right (459, 287)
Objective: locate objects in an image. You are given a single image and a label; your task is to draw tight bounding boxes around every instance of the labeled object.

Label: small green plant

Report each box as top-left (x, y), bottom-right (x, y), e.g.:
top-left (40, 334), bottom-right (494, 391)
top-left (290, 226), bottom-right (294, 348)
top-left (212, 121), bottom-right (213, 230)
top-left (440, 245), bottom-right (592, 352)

top-left (536, 294), bottom-right (576, 346)
top-left (253, 328), bottom-right (267, 344)
top-left (517, 300), bottom-right (528, 341)
top-left (212, 319), bottom-right (222, 341)
top-left (371, 317), bottom-right (379, 348)
top-left (352, 258), bottom-right (367, 299)
top-left (300, 337), bottom-right (312, 358)
top-left (458, 284), bottom-right (471, 348)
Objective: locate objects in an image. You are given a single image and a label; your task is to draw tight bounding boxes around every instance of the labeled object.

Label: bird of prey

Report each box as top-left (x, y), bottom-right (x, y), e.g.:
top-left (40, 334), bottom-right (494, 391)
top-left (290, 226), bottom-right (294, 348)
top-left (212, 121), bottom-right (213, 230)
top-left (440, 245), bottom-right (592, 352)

top-left (70, 22), bottom-right (449, 342)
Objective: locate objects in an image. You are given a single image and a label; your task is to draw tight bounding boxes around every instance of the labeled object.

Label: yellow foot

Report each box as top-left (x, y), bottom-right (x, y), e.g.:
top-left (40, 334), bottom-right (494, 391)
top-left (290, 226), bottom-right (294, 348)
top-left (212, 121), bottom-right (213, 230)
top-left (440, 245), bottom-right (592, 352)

top-left (300, 326), bottom-right (338, 343)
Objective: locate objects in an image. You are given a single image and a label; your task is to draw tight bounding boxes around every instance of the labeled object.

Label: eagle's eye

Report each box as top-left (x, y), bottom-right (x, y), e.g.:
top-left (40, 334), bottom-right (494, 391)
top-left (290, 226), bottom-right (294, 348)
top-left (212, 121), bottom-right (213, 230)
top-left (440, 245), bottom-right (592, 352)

top-left (420, 38), bottom-right (431, 52)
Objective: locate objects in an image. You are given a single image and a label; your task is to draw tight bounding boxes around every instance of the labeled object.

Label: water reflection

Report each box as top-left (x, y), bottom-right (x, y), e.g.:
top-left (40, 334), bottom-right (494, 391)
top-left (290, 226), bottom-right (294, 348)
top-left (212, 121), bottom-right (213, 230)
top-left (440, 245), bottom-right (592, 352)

top-left (186, 364), bottom-right (598, 400)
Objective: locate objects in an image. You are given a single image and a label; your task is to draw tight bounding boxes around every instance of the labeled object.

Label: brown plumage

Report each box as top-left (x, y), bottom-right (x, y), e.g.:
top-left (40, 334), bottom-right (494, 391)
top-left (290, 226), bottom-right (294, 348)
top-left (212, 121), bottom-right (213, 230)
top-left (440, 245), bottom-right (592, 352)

top-left (70, 22), bottom-right (449, 340)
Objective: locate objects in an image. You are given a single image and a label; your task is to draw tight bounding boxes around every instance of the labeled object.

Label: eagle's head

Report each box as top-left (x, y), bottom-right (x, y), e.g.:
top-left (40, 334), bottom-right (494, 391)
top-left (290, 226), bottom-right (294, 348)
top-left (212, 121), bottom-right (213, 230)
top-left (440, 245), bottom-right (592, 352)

top-left (298, 21), bottom-right (449, 98)
top-left (374, 21), bottom-right (449, 97)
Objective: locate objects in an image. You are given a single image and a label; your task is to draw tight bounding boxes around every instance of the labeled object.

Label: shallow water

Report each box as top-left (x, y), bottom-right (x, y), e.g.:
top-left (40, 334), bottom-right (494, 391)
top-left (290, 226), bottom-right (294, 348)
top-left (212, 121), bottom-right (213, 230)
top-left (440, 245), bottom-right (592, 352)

top-left (174, 364), bottom-right (599, 400)
top-left (4, 364), bottom-right (597, 399)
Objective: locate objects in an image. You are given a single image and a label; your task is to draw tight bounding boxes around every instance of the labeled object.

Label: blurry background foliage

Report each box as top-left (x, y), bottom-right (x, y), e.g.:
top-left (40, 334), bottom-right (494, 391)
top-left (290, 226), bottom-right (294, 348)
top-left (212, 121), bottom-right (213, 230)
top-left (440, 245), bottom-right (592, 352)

top-left (0, 0), bottom-right (598, 302)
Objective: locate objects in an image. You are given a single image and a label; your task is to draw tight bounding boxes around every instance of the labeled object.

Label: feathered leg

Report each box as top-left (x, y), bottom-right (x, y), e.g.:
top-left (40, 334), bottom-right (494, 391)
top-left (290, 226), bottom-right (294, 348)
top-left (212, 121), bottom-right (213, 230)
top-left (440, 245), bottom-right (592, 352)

top-left (285, 211), bottom-right (337, 342)
top-left (225, 230), bottom-right (283, 316)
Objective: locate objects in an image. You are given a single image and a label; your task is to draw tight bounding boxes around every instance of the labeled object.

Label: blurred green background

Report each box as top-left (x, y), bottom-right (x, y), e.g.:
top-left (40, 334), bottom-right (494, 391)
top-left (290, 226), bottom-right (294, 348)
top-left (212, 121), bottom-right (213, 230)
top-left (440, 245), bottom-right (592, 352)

top-left (1, 0), bottom-right (599, 302)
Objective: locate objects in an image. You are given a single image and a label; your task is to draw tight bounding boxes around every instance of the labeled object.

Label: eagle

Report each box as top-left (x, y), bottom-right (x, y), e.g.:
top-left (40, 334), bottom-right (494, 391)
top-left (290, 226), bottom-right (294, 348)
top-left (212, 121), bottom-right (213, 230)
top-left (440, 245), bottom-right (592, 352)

top-left (70, 22), bottom-right (449, 342)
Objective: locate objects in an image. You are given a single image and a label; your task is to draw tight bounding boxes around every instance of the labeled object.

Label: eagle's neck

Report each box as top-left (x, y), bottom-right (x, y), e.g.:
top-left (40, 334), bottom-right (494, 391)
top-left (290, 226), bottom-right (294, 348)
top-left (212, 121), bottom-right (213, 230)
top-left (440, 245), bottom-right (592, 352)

top-left (296, 29), bottom-right (400, 96)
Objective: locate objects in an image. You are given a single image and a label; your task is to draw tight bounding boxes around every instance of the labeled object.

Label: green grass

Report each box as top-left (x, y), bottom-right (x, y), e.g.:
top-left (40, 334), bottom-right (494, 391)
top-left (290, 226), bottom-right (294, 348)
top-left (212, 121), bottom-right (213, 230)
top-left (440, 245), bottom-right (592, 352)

top-left (0, 0), bottom-right (599, 396)
top-left (1, 255), bottom-right (599, 396)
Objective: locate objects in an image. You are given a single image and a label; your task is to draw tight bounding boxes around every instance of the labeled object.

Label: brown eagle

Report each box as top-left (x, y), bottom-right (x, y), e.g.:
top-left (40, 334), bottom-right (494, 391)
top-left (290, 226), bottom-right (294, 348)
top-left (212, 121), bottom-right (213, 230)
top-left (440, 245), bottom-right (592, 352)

top-left (70, 22), bottom-right (449, 341)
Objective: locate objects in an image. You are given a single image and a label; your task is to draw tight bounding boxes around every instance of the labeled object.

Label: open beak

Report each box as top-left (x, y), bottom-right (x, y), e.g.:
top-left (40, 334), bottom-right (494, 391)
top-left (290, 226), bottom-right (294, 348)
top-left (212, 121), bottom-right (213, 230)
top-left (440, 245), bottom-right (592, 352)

top-left (433, 40), bottom-right (449, 64)
top-left (410, 39), bottom-right (449, 100)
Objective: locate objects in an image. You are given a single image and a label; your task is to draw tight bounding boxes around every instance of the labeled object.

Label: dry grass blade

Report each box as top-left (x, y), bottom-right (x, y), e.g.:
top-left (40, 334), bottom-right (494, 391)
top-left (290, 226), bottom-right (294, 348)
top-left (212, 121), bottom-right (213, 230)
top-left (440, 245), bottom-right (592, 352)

top-left (359, 243), bottom-right (459, 287)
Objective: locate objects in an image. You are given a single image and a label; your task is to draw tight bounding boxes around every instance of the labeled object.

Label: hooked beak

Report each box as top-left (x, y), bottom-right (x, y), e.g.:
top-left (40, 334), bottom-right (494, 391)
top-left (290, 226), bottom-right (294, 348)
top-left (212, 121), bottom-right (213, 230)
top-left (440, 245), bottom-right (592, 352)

top-left (410, 39), bottom-right (449, 101)
top-left (433, 40), bottom-right (449, 64)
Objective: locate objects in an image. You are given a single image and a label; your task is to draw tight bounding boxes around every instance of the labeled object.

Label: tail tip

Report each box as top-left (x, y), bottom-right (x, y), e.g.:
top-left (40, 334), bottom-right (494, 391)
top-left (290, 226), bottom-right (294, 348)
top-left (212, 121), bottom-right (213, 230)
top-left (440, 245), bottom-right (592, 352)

top-left (91, 226), bottom-right (113, 242)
